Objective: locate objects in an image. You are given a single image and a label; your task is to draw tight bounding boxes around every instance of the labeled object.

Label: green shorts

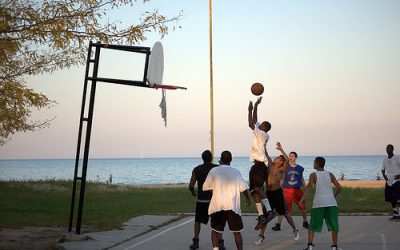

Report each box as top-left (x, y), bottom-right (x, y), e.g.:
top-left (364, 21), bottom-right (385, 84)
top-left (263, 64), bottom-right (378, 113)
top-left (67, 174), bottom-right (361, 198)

top-left (309, 206), bottom-right (339, 232)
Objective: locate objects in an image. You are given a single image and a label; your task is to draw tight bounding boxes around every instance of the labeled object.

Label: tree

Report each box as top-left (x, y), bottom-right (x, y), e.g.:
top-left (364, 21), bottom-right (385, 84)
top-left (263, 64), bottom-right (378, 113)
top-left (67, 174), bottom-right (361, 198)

top-left (0, 0), bottom-right (182, 146)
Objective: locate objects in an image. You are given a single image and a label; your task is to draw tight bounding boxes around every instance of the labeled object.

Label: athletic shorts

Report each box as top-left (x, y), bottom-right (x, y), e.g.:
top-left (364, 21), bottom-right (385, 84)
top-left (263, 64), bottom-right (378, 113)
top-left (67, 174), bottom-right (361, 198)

top-left (195, 201), bottom-right (210, 224)
top-left (309, 206), bottom-right (339, 233)
top-left (283, 188), bottom-right (306, 212)
top-left (249, 161), bottom-right (268, 192)
top-left (384, 181), bottom-right (400, 203)
top-left (210, 210), bottom-right (243, 233)
top-left (266, 188), bottom-right (288, 215)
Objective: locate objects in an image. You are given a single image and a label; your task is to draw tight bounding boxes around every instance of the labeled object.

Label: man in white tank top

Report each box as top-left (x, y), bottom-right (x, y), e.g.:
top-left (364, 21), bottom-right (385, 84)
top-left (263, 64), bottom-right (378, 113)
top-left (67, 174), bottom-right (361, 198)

top-left (300, 157), bottom-right (343, 250)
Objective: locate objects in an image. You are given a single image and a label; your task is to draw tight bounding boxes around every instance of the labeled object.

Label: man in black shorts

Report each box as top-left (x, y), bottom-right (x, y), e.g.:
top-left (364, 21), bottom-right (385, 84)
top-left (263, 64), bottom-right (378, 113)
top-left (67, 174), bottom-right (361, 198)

top-left (254, 142), bottom-right (299, 245)
top-left (203, 151), bottom-right (251, 250)
top-left (248, 97), bottom-right (275, 232)
top-left (188, 150), bottom-right (218, 249)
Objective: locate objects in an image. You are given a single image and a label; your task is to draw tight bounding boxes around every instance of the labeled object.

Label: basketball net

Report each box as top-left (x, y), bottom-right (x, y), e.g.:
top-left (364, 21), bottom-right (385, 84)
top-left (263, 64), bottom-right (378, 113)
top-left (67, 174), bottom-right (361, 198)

top-left (159, 89), bottom-right (167, 127)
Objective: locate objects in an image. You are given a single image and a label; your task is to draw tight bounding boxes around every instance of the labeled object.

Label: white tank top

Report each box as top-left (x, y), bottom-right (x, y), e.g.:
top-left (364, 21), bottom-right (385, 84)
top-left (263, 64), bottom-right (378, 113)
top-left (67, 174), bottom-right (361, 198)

top-left (312, 171), bottom-right (337, 208)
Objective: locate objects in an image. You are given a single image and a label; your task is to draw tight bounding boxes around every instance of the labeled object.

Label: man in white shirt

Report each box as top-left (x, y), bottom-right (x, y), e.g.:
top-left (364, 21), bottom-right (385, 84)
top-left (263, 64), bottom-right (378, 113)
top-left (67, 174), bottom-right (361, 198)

top-left (381, 144), bottom-right (400, 221)
top-left (203, 151), bottom-right (251, 250)
top-left (248, 97), bottom-right (274, 232)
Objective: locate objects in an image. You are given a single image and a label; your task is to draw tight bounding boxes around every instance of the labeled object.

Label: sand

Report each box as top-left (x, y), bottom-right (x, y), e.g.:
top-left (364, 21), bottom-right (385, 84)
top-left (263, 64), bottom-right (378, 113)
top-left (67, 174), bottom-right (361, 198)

top-left (338, 180), bottom-right (385, 188)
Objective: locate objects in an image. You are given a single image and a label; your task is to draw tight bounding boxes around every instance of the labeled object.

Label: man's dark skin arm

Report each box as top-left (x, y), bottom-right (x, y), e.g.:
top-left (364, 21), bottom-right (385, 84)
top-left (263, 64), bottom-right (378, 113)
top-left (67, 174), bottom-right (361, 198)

top-left (242, 190), bottom-right (252, 206)
top-left (189, 173), bottom-right (197, 197)
top-left (248, 97), bottom-right (262, 130)
top-left (300, 173), bottom-right (317, 204)
top-left (382, 170), bottom-right (388, 181)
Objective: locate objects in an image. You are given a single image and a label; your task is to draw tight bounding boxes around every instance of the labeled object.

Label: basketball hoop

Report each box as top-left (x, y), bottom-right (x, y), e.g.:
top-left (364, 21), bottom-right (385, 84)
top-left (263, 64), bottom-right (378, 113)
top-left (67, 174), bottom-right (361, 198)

top-left (147, 42), bottom-right (187, 126)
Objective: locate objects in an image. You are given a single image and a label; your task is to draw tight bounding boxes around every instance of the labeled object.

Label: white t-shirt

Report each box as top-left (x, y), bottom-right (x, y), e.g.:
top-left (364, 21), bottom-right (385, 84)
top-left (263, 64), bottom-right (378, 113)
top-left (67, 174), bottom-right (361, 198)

top-left (249, 122), bottom-right (270, 162)
top-left (312, 171), bottom-right (337, 208)
top-left (203, 164), bottom-right (249, 216)
top-left (382, 155), bottom-right (400, 186)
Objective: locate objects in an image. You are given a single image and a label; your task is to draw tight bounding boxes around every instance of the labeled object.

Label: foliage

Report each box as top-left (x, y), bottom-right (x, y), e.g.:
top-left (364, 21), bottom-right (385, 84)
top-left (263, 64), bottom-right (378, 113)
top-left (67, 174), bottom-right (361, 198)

top-left (0, 0), bottom-right (182, 145)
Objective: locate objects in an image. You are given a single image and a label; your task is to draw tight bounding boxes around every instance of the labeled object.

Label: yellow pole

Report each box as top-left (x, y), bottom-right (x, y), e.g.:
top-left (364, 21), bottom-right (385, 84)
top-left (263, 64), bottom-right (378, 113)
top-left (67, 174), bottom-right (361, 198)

top-left (209, 0), bottom-right (215, 160)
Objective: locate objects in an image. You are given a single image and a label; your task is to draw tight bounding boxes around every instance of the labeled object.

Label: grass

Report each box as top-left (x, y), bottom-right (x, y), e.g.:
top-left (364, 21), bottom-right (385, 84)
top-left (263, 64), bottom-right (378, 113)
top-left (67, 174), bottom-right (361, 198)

top-left (0, 180), bottom-right (391, 232)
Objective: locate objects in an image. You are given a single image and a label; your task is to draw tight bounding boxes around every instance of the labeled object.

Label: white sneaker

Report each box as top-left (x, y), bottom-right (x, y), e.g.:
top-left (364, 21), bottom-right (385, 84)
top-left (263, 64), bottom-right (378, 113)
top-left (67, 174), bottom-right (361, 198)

top-left (293, 229), bottom-right (299, 240)
top-left (254, 235), bottom-right (265, 245)
top-left (303, 243), bottom-right (314, 250)
top-left (331, 245), bottom-right (343, 250)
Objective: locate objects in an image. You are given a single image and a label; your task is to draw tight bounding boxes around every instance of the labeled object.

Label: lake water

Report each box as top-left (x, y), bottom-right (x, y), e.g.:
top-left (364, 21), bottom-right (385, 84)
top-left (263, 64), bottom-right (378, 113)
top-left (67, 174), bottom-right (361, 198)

top-left (0, 156), bottom-right (384, 184)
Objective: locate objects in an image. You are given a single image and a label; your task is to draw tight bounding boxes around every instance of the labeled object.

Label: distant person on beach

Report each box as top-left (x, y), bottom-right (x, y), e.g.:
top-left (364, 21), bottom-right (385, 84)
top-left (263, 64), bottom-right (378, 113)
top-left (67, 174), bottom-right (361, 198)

top-left (271, 151), bottom-right (309, 232)
top-left (254, 142), bottom-right (299, 245)
top-left (381, 144), bottom-right (400, 222)
top-left (339, 172), bottom-right (345, 181)
top-left (188, 150), bottom-right (219, 249)
top-left (107, 174), bottom-right (112, 185)
top-left (247, 97), bottom-right (274, 233)
top-left (300, 157), bottom-right (342, 250)
top-left (203, 151), bottom-right (251, 250)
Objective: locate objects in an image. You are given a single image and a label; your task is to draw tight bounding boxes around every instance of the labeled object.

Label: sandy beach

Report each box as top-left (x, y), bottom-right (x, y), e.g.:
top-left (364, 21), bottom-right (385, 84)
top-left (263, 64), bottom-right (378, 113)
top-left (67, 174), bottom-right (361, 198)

top-left (338, 180), bottom-right (385, 188)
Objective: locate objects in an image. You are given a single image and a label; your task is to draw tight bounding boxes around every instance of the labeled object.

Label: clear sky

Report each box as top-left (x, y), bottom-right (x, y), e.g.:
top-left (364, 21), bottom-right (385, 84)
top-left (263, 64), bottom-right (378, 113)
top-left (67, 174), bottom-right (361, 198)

top-left (1, 0), bottom-right (399, 159)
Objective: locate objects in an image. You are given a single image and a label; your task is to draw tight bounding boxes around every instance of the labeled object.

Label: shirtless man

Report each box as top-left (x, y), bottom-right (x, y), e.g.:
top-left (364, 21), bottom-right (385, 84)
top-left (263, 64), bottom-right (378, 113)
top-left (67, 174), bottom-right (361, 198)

top-left (254, 142), bottom-right (299, 244)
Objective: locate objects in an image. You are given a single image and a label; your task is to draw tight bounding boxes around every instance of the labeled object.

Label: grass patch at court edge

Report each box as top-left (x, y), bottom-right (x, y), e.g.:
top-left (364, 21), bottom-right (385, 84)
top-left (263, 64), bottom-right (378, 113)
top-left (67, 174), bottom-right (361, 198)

top-left (0, 180), bottom-right (391, 232)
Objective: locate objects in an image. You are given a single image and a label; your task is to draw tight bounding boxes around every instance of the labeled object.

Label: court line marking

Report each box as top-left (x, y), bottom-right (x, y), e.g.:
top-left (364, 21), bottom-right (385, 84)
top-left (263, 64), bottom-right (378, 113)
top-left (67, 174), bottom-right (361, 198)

top-left (122, 218), bottom-right (194, 250)
top-left (380, 234), bottom-right (387, 250)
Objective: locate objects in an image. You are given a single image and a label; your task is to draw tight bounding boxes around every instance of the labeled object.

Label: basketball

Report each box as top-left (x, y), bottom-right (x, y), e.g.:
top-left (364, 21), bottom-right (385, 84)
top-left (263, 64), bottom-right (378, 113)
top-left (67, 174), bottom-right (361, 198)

top-left (251, 82), bottom-right (264, 96)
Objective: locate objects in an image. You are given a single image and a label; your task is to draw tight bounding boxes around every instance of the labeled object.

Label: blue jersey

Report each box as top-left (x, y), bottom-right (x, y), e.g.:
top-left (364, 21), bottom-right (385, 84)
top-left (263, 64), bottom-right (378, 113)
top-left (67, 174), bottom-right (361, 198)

top-left (283, 164), bottom-right (304, 188)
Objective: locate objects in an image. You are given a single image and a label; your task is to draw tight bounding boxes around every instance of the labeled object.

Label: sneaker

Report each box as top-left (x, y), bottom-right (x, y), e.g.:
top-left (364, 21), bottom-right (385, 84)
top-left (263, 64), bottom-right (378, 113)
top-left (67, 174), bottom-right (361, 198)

top-left (331, 244), bottom-right (343, 250)
top-left (389, 216), bottom-right (400, 222)
top-left (189, 238), bottom-right (199, 249)
top-left (303, 243), bottom-right (315, 250)
top-left (303, 221), bottom-right (309, 229)
top-left (254, 235), bottom-right (265, 245)
top-left (293, 229), bottom-right (299, 240)
top-left (271, 223), bottom-right (281, 231)
top-left (255, 215), bottom-right (267, 230)
top-left (266, 210), bottom-right (277, 223)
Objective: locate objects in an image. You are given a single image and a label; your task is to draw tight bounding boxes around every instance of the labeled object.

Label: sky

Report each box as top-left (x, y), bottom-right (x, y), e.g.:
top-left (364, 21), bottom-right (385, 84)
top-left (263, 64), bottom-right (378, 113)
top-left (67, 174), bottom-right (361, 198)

top-left (1, 0), bottom-right (399, 159)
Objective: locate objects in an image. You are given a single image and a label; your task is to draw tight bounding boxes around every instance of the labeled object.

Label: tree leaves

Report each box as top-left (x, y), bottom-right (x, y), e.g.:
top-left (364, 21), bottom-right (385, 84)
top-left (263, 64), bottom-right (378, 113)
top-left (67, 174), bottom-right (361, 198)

top-left (0, 0), bottom-right (182, 145)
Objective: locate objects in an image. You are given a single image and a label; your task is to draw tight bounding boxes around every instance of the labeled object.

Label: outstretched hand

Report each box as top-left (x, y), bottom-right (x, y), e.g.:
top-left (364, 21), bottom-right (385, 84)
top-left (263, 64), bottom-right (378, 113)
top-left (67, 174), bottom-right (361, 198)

top-left (276, 142), bottom-right (282, 151)
top-left (248, 101), bottom-right (253, 112)
top-left (255, 96), bottom-right (262, 106)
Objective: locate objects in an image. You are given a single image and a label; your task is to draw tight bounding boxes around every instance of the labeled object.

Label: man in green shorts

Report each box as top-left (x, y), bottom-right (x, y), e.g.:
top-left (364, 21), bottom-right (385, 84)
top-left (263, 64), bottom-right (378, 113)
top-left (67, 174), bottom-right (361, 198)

top-left (300, 157), bottom-right (342, 250)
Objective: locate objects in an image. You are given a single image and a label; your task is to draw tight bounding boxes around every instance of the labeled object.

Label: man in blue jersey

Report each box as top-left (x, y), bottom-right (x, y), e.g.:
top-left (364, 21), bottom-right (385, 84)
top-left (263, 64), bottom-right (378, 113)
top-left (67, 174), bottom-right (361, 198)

top-left (271, 151), bottom-right (309, 231)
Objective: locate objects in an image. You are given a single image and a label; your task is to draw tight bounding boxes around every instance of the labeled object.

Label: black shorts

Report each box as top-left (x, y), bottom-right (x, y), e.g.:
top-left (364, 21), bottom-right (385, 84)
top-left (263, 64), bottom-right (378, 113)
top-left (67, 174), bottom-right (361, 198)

top-left (195, 202), bottom-right (210, 224)
top-left (210, 210), bottom-right (243, 233)
top-left (266, 188), bottom-right (288, 215)
top-left (385, 182), bottom-right (400, 203)
top-left (249, 161), bottom-right (268, 192)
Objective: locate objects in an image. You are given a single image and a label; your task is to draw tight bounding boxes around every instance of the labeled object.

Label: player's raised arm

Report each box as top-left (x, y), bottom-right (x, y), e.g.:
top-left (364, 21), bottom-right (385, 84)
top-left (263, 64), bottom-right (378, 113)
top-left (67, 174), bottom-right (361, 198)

top-left (248, 101), bottom-right (255, 130)
top-left (252, 97), bottom-right (262, 124)
top-left (276, 142), bottom-right (289, 170)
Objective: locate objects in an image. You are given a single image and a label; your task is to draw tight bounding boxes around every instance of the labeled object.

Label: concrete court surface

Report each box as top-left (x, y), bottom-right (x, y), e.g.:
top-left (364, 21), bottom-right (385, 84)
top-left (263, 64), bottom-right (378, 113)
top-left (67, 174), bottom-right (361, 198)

top-left (111, 215), bottom-right (399, 250)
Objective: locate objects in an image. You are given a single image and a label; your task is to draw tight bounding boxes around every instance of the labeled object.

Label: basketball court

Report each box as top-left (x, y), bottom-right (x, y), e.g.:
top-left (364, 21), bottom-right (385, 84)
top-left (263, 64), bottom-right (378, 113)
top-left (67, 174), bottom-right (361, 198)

top-left (110, 215), bottom-right (399, 250)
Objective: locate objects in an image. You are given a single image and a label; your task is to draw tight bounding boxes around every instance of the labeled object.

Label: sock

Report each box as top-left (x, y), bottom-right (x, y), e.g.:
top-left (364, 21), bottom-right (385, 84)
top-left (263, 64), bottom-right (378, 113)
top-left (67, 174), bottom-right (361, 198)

top-left (261, 198), bottom-right (272, 212)
top-left (256, 203), bottom-right (263, 215)
top-left (213, 247), bottom-right (219, 250)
